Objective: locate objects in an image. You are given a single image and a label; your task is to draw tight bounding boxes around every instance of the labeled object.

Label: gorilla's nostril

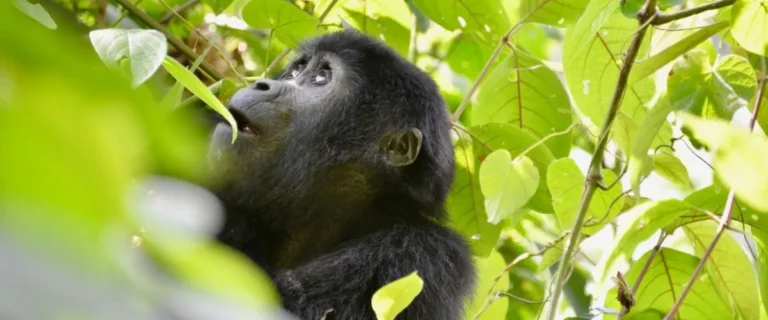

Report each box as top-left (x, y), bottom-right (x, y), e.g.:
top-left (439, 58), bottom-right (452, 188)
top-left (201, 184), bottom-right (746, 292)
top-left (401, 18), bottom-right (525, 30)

top-left (254, 82), bottom-right (270, 91)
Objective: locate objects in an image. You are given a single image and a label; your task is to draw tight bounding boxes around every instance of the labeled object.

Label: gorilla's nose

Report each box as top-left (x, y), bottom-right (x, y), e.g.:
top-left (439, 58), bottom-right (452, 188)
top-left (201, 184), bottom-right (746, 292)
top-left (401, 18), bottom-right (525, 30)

top-left (228, 79), bottom-right (283, 108)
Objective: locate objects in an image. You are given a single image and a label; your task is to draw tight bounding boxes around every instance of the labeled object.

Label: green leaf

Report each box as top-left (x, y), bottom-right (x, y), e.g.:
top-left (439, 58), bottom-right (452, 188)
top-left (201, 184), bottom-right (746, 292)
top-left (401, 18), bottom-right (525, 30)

top-left (683, 220), bottom-right (760, 320)
top-left (753, 229), bottom-right (768, 318)
top-left (669, 51), bottom-right (757, 121)
top-left (447, 128), bottom-right (502, 257)
top-left (412, 0), bottom-right (509, 44)
top-left (604, 248), bottom-right (732, 319)
top-left (563, 0), bottom-right (661, 155)
top-left (732, 0), bottom-right (768, 56)
top-left (479, 151), bottom-right (539, 224)
top-left (629, 21), bottom-right (728, 83)
top-left (371, 271), bottom-right (424, 320)
top-left (519, 0), bottom-right (588, 26)
top-left (241, 0), bottom-right (318, 48)
top-left (463, 250), bottom-right (510, 320)
top-left (468, 123), bottom-right (557, 213)
top-left (651, 152), bottom-right (693, 190)
top-left (681, 115), bottom-right (768, 212)
top-left (13, 0), bottom-right (56, 29)
top-left (89, 28), bottom-right (167, 87)
top-left (341, 9), bottom-right (410, 57)
top-left (547, 158), bottom-right (624, 234)
top-left (162, 57), bottom-right (237, 142)
top-left (628, 96), bottom-right (674, 194)
top-left (598, 200), bottom-right (691, 284)
top-left (472, 50), bottom-right (573, 158)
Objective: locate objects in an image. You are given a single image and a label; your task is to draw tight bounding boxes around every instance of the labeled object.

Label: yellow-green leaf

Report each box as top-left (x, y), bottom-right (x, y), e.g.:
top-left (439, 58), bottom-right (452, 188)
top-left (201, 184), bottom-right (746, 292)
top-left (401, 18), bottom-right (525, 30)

top-left (371, 271), bottom-right (425, 320)
top-left (479, 151), bottom-right (539, 224)
top-left (732, 0), bottom-right (768, 56)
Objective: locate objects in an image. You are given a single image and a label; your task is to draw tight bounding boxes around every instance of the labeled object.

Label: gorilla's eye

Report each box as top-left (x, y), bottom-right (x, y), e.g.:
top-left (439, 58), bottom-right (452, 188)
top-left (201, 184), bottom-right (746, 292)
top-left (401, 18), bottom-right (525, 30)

top-left (312, 69), bottom-right (330, 85)
top-left (288, 62), bottom-right (307, 79)
top-left (291, 69), bottom-right (301, 78)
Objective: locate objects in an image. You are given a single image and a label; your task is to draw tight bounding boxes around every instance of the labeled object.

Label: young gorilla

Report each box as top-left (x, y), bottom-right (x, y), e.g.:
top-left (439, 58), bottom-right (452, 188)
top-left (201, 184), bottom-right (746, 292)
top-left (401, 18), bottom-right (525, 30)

top-left (208, 31), bottom-right (475, 320)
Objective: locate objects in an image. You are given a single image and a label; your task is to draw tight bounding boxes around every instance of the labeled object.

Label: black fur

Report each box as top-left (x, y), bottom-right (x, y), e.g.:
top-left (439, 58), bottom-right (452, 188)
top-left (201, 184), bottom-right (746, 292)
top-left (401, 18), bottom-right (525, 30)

top-left (207, 31), bottom-right (475, 320)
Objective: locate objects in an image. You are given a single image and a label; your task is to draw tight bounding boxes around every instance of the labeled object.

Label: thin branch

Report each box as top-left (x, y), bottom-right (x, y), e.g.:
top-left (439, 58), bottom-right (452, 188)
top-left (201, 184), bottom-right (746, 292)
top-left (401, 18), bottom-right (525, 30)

top-left (653, 0), bottom-right (735, 25)
top-left (664, 55), bottom-right (767, 320)
top-left (159, 0), bottom-right (198, 24)
top-left (111, 0), bottom-right (225, 81)
top-left (617, 233), bottom-right (666, 319)
top-left (544, 1), bottom-right (658, 319)
top-left (263, 0), bottom-right (339, 78)
top-left (408, 12), bottom-right (418, 62)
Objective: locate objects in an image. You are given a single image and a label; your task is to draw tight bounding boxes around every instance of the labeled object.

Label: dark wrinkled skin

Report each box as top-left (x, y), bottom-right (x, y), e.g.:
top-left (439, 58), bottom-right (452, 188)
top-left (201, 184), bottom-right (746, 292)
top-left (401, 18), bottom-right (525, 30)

top-left (207, 31), bottom-right (475, 320)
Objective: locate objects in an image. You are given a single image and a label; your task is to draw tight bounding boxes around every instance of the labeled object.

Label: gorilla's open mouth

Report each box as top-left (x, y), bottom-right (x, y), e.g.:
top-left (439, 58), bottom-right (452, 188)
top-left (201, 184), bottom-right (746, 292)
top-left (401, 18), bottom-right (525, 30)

top-left (228, 108), bottom-right (259, 136)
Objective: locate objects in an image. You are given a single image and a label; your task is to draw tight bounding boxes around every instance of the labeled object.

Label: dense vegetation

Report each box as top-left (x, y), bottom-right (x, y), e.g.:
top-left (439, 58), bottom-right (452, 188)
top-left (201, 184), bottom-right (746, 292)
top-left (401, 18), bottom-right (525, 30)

top-left (3, 0), bottom-right (768, 319)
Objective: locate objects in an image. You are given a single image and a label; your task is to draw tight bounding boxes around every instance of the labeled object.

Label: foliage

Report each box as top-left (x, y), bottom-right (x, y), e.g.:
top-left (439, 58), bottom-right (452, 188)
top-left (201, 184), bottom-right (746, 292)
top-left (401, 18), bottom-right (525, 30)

top-left (6, 0), bottom-right (768, 319)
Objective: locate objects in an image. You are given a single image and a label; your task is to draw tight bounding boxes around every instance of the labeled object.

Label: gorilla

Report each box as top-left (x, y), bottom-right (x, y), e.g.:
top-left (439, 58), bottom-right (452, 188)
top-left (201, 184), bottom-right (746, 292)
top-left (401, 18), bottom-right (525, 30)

top-left (207, 30), bottom-right (475, 320)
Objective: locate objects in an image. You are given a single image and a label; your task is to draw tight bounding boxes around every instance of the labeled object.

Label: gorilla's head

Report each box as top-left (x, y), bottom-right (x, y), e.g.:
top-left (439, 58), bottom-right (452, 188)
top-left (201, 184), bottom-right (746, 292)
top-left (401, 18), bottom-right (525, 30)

top-left (209, 31), bottom-right (454, 225)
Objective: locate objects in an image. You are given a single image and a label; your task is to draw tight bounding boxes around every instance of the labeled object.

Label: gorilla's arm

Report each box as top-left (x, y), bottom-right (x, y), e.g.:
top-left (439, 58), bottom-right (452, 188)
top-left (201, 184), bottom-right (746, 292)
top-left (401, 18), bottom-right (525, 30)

top-left (274, 224), bottom-right (475, 320)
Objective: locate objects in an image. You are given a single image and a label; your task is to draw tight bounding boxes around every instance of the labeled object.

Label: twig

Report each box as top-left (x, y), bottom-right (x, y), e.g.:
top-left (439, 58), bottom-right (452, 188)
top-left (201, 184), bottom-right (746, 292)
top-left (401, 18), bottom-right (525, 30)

top-left (112, 0), bottom-right (225, 81)
top-left (408, 12), bottom-right (418, 62)
top-left (473, 232), bottom-right (569, 320)
top-left (616, 233), bottom-right (666, 319)
top-left (544, 2), bottom-right (658, 319)
top-left (159, 0), bottom-right (198, 24)
top-left (262, 0), bottom-right (339, 77)
top-left (663, 56), bottom-right (767, 320)
top-left (653, 0), bottom-right (735, 25)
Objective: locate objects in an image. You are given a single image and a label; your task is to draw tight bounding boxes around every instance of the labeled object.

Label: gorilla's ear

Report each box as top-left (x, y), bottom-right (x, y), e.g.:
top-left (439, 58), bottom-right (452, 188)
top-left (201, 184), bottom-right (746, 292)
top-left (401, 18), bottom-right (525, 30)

top-left (378, 128), bottom-right (423, 167)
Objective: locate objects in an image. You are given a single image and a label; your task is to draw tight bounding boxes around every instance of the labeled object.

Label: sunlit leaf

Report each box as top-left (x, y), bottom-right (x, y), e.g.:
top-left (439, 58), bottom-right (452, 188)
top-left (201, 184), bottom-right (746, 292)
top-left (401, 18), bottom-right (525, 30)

top-left (412, 0), bottom-right (509, 44)
top-left (732, 0), bottom-right (768, 56)
top-left (681, 115), bottom-right (768, 211)
top-left (13, 0), bottom-right (56, 29)
top-left (468, 123), bottom-right (556, 213)
top-left (203, 0), bottom-right (234, 14)
top-left (162, 57), bottom-right (237, 143)
top-left (242, 0), bottom-right (318, 48)
top-left (479, 151), bottom-right (539, 224)
top-left (628, 96), bottom-right (674, 194)
top-left (371, 271), bottom-right (424, 320)
top-left (651, 151), bottom-right (693, 190)
top-left (463, 250), bottom-right (510, 320)
top-left (519, 0), bottom-right (587, 26)
top-left (472, 50), bottom-right (573, 158)
top-left (89, 28), bottom-right (167, 87)
top-left (753, 229), bottom-right (768, 318)
top-left (683, 220), bottom-right (760, 320)
top-left (604, 248), bottom-right (732, 319)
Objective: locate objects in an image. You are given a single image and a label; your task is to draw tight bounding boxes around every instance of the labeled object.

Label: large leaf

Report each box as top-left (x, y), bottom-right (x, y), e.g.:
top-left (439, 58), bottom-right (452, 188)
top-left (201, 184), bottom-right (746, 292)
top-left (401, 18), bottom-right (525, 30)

top-left (668, 51), bottom-right (757, 120)
top-left (241, 0), bottom-right (318, 48)
top-left (472, 50), bottom-right (573, 158)
top-left (547, 158), bottom-right (624, 234)
top-left (651, 151), bottom-right (694, 190)
top-left (89, 28), bottom-right (167, 87)
top-left (371, 271), bottom-right (424, 320)
top-left (562, 0), bottom-right (662, 155)
top-left (683, 220), bottom-right (760, 320)
top-left (479, 151), bottom-right (539, 224)
top-left (412, 0), bottom-right (509, 44)
top-left (463, 250), bottom-right (510, 320)
top-left (732, 0), bottom-right (768, 56)
top-left (604, 248), bottom-right (732, 320)
top-left (447, 128), bottom-right (502, 257)
top-left (468, 123), bottom-right (556, 213)
top-left (753, 229), bottom-right (768, 318)
top-left (162, 57), bottom-right (237, 142)
top-left (519, 0), bottom-right (588, 26)
top-left (681, 115), bottom-right (768, 211)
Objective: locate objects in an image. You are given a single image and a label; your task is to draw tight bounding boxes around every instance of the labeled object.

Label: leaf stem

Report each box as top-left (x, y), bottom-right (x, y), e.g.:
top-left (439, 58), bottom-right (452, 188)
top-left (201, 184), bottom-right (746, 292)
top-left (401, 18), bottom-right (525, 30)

top-left (663, 56), bottom-right (767, 320)
top-left (652, 0), bottom-right (735, 25)
top-left (112, 0), bottom-right (225, 81)
top-left (544, 1), bottom-right (658, 319)
top-left (617, 233), bottom-right (666, 319)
